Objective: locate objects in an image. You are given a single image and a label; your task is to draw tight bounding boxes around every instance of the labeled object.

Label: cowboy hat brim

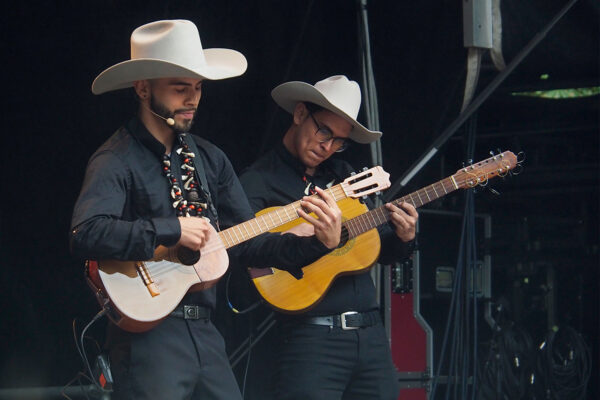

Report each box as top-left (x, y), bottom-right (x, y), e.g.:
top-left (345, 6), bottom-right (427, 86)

top-left (91, 48), bottom-right (247, 94)
top-left (271, 81), bottom-right (382, 144)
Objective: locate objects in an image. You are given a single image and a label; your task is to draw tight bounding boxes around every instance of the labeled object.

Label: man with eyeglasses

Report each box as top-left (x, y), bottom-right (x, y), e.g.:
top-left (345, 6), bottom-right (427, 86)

top-left (238, 75), bottom-right (418, 399)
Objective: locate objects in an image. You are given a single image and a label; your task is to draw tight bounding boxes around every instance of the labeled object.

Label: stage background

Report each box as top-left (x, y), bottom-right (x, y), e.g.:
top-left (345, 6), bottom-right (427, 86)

top-left (1, 0), bottom-right (597, 398)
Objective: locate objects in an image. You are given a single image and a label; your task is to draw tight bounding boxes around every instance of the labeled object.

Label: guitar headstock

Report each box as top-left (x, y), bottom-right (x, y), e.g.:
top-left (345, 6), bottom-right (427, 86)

top-left (453, 151), bottom-right (517, 189)
top-left (342, 166), bottom-right (391, 198)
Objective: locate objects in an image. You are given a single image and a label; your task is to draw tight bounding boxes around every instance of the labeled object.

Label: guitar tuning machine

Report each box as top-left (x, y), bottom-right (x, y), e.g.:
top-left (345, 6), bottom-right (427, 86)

top-left (350, 171), bottom-right (356, 176)
top-left (362, 167), bottom-right (369, 172)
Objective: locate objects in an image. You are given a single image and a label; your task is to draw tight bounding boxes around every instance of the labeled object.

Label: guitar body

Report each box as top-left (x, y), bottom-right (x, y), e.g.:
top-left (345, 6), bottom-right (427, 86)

top-left (87, 223), bottom-right (228, 332)
top-left (251, 198), bottom-right (381, 313)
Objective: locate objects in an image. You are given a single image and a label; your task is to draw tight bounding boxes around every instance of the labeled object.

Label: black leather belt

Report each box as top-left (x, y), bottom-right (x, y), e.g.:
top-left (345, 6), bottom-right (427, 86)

top-left (169, 305), bottom-right (211, 320)
top-left (301, 310), bottom-right (380, 330)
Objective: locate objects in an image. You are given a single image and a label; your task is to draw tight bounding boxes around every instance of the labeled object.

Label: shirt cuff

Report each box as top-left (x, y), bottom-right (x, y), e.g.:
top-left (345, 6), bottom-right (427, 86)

top-left (152, 216), bottom-right (181, 247)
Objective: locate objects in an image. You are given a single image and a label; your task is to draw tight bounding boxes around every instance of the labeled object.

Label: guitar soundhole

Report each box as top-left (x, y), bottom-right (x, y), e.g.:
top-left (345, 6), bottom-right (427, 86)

top-left (177, 246), bottom-right (201, 265)
top-left (337, 226), bottom-right (350, 248)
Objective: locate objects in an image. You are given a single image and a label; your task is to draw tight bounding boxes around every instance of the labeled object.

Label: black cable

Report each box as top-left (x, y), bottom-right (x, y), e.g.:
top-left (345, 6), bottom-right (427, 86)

top-left (71, 309), bottom-right (108, 396)
top-left (225, 270), bottom-right (264, 315)
top-left (430, 198), bottom-right (468, 399)
top-left (476, 325), bottom-right (536, 399)
top-left (537, 326), bottom-right (592, 399)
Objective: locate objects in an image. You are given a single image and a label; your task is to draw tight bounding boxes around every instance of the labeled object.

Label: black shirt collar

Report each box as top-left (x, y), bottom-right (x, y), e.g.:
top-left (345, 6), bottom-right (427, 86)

top-left (126, 116), bottom-right (168, 159)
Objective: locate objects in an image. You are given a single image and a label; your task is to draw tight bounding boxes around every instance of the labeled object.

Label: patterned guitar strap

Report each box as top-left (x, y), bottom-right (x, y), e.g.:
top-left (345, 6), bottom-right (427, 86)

top-left (161, 133), bottom-right (219, 227)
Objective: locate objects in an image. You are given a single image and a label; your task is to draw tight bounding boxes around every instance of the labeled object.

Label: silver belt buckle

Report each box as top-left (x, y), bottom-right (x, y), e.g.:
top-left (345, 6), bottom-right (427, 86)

top-left (340, 311), bottom-right (359, 330)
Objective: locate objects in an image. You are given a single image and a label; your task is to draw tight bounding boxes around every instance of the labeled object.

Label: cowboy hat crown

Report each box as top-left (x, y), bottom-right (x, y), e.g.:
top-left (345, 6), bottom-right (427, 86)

top-left (92, 19), bottom-right (247, 94)
top-left (271, 75), bottom-right (382, 144)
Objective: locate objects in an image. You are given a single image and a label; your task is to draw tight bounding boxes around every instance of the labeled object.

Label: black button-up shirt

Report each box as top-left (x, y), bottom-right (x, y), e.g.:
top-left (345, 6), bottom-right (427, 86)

top-left (239, 144), bottom-right (412, 316)
top-left (70, 117), bottom-right (329, 309)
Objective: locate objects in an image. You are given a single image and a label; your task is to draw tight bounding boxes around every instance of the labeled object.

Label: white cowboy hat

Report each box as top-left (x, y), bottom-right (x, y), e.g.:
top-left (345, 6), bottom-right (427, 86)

top-left (91, 19), bottom-right (247, 94)
top-left (271, 75), bottom-right (382, 144)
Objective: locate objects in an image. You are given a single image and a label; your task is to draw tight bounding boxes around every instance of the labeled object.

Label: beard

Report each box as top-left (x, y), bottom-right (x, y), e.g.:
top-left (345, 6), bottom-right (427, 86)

top-left (149, 96), bottom-right (195, 133)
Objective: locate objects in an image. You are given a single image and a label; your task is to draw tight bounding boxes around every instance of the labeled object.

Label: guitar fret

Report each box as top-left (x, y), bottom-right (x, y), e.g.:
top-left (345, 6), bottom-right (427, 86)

top-left (347, 219), bottom-right (358, 238)
top-left (286, 204), bottom-right (297, 220)
top-left (266, 212), bottom-right (275, 227)
top-left (231, 227), bottom-right (241, 244)
top-left (375, 207), bottom-right (387, 224)
top-left (275, 208), bottom-right (285, 224)
top-left (418, 190), bottom-right (426, 206)
top-left (441, 181), bottom-right (448, 194)
top-left (248, 219), bottom-right (257, 235)
top-left (256, 216), bottom-right (268, 231)
top-left (358, 214), bottom-right (368, 234)
top-left (224, 229), bottom-right (234, 246)
top-left (357, 215), bottom-right (367, 235)
top-left (450, 175), bottom-right (459, 189)
top-left (424, 187), bottom-right (431, 202)
top-left (432, 184), bottom-right (439, 198)
top-left (333, 188), bottom-right (344, 202)
top-left (241, 222), bottom-right (251, 240)
top-left (368, 211), bottom-right (377, 228)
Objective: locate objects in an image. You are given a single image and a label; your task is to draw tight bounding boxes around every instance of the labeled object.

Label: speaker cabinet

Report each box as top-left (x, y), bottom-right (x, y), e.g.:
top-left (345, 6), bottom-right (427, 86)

top-left (388, 209), bottom-right (491, 399)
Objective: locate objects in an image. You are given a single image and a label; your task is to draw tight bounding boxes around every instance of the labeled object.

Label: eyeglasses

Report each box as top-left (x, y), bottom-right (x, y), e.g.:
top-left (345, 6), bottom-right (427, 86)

top-left (308, 112), bottom-right (349, 152)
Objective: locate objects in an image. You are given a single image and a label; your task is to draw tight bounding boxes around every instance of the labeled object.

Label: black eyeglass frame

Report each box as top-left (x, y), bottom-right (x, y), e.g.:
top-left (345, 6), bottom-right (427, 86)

top-left (308, 112), bottom-right (350, 152)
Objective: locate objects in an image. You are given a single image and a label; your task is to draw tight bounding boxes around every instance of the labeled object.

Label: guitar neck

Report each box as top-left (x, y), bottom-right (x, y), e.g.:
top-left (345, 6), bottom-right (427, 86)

top-left (218, 182), bottom-right (351, 249)
top-left (344, 175), bottom-right (460, 239)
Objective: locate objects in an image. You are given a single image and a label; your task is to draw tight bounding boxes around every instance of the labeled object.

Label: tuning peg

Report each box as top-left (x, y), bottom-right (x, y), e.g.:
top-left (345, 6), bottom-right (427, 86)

top-left (375, 191), bottom-right (382, 197)
top-left (489, 150), bottom-right (495, 156)
top-left (350, 171), bottom-right (356, 176)
top-left (362, 167), bottom-right (369, 172)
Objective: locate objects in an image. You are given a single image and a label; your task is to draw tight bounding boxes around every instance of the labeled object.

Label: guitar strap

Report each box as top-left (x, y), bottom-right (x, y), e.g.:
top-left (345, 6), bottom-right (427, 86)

top-left (181, 133), bottom-right (219, 227)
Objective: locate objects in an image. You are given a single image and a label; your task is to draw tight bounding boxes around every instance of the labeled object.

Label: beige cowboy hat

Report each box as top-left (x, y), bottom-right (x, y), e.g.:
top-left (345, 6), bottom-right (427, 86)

top-left (91, 19), bottom-right (247, 94)
top-left (271, 75), bottom-right (382, 144)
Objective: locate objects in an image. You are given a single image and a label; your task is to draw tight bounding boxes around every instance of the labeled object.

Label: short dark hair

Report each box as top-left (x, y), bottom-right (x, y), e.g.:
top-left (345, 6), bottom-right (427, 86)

top-left (303, 102), bottom-right (325, 114)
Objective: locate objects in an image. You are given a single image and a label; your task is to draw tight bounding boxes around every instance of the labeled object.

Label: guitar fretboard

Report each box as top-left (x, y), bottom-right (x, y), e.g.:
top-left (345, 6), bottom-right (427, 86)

top-left (218, 183), bottom-right (350, 249)
top-left (342, 151), bottom-right (516, 239)
top-left (343, 175), bottom-right (459, 239)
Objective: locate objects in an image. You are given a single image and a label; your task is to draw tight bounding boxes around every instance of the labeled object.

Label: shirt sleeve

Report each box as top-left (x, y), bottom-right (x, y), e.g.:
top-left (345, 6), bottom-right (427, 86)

top-left (69, 150), bottom-right (180, 261)
top-left (212, 151), bottom-right (329, 273)
top-left (237, 168), bottom-right (271, 212)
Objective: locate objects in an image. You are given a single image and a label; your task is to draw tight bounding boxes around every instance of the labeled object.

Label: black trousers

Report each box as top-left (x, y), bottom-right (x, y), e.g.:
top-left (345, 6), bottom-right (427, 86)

top-left (275, 319), bottom-right (400, 400)
top-left (107, 316), bottom-right (242, 400)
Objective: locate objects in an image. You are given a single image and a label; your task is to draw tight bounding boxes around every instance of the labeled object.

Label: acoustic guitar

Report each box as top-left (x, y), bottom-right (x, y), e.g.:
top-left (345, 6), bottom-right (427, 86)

top-left (85, 166), bottom-right (391, 332)
top-left (250, 151), bottom-right (518, 313)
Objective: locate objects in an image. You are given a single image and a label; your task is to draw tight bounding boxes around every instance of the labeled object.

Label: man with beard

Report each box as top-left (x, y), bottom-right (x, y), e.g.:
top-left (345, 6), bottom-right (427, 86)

top-left (70, 20), bottom-right (342, 400)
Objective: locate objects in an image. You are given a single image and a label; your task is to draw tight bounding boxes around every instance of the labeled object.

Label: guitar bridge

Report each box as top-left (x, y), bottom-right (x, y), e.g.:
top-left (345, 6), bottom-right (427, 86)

top-left (135, 262), bottom-right (160, 297)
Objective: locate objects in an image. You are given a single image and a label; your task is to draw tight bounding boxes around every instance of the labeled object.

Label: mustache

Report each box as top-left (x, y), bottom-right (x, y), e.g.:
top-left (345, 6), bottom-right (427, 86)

top-left (174, 108), bottom-right (196, 114)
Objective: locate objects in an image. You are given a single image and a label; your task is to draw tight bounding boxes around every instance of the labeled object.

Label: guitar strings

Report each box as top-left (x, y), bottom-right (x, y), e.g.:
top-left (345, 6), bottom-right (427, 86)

top-left (144, 164), bottom-right (510, 282)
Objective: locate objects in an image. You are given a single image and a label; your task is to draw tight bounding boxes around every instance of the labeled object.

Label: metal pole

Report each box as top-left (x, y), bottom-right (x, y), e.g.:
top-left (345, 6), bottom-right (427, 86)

top-left (383, 0), bottom-right (580, 202)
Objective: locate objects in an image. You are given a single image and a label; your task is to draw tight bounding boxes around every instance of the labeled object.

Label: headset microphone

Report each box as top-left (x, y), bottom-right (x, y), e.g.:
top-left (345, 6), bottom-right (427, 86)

top-left (142, 103), bottom-right (175, 126)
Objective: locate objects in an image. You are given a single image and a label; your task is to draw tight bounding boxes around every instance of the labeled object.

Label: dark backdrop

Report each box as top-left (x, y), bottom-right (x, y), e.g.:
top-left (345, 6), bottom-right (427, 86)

top-left (1, 0), bottom-right (598, 396)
